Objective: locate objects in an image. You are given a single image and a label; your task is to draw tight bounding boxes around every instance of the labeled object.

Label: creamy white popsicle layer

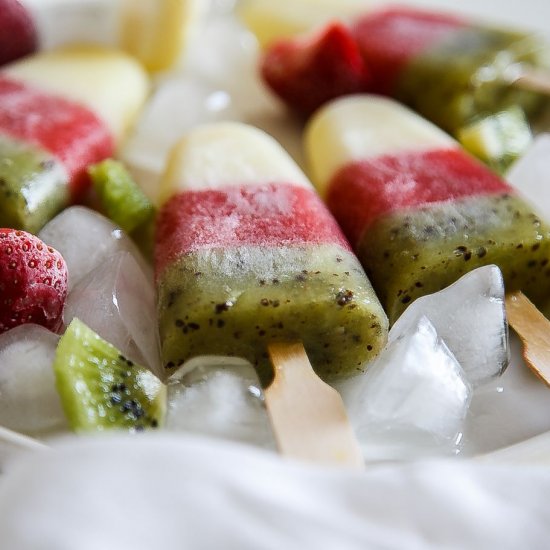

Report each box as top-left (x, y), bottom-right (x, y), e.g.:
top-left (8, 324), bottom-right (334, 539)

top-left (305, 95), bottom-right (550, 322)
top-left (155, 122), bottom-right (388, 382)
top-left (0, 45), bottom-right (149, 232)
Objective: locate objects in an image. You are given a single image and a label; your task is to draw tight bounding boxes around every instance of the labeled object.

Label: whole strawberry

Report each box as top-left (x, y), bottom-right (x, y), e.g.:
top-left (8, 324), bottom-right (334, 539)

top-left (0, 0), bottom-right (38, 67)
top-left (0, 229), bottom-right (68, 333)
top-left (261, 22), bottom-right (371, 118)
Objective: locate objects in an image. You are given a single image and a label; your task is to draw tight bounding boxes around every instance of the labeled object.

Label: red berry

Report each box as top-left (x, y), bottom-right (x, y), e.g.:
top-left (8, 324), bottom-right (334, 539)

top-left (0, 229), bottom-right (68, 334)
top-left (261, 22), bottom-right (371, 117)
top-left (0, 0), bottom-right (38, 67)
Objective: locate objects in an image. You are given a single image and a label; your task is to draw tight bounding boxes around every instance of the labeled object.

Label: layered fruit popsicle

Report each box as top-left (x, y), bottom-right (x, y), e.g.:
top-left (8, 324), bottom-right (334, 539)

top-left (260, 6), bottom-right (550, 137)
top-left (155, 122), bottom-right (388, 382)
top-left (351, 7), bottom-right (550, 135)
top-left (0, 46), bottom-right (149, 233)
top-left (305, 95), bottom-right (550, 322)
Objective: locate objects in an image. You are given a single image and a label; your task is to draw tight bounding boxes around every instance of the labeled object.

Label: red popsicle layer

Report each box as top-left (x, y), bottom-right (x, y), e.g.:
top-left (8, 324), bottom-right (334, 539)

top-left (326, 148), bottom-right (510, 246)
top-left (155, 182), bottom-right (352, 278)
top-left (0, 76), bottom-right (114, 200)
top-left (351, 8), bottom-right (468, 94)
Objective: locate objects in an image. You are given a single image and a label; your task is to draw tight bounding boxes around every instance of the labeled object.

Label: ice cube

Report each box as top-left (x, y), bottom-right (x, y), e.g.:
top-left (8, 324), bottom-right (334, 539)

top-left (185, 14), bottom-right (260, 95)
top-left (389, 265), bottom-right (508, 387)
top-left (39, 206), bottom-right (151, 291)
top-left (63, 251), bottom-right (162, 379)
top-left (341, 317), bottom-right (471, 461)
top-left (507, 133), bottom-right (550, 220)
top-left (166, 358), bottom-right (276, 450)
top-left (461, 334), bottom-right (550, 456)
top-left (122, 78), bottom-right (242, 203)
top-left (0, 325), bottom-right (67, 435)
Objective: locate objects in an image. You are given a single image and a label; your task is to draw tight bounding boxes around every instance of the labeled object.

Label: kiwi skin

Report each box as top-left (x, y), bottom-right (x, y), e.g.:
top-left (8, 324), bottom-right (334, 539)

top-left (54, 318), bottom-right (166, 433)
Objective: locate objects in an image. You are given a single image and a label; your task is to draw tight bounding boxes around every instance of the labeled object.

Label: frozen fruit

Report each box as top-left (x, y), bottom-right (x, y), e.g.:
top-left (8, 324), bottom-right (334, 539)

top-left (0, 228), bottom-right (67, 333)
top-left (0, 0), bottom-right (38, 66)
top-left (54, 318), bottom-right (166, 433)
top-left (261, 22), bottom-right (370, 117)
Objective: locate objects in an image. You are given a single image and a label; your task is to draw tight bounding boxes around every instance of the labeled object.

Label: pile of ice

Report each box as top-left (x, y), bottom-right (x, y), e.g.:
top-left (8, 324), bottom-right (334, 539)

top-left (39, 206), bottom-right (162, 379)
top-left (337, 265), bottom-right (510, 461)
top-left (166, 359), bottom-right (276, 450)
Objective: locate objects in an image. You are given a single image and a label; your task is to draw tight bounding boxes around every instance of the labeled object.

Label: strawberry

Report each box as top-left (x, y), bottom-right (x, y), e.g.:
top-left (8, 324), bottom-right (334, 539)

top-left (0, 0), bottom-right (38, 67)
top-left (0, 229), bottom-right (68, 334)
top-left (261, 22), bottom-right (371, 118)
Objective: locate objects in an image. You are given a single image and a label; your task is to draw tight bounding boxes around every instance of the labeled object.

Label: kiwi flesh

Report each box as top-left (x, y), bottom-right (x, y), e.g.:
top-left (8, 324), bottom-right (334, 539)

top-left (54, 318), bottom-right (166, 433)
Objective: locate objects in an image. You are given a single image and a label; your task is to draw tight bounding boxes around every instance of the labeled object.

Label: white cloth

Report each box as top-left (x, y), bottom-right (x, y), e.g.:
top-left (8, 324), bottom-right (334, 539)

top-left (0, 433), bottom-right (549, 550)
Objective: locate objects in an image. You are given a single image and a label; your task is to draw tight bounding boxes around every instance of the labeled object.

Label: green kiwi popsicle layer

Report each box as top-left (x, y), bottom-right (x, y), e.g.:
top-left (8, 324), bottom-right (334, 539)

top-left (397, 27), bottom-right (550, 135)
top-left (157, 244), bottom-right (387, 383)
top-left (358, 193), bottom-right (550, 322)
top-left (0, 135), bottom-right (69, 233)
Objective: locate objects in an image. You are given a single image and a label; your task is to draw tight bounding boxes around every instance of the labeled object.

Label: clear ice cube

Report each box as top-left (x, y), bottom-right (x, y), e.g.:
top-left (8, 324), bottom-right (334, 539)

top-left (341, 317), bottom-right (472, 461)
top-left (122, 78), bottom-right (242, 203)
top-left (63, 251), bottom-right (162, 379)
top-left (0, 325), bottom-right (67, 435)
top-left (38, 206), bottom-right (151, 291)
top-left (461, 334), bottom-right (550, 456)
top-left (507, 133), bottom-right (550, 221)
top-left (166, 358), bottom-right (276, 450)
top-left (389, 265), bottom-right (508, 387)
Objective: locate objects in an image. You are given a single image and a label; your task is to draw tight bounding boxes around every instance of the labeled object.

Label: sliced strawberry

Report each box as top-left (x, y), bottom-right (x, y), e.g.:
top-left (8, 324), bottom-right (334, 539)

top-left (0, 229), bottom-right (68, 333)
top-left (0, 0), bottom-right (38, 67)
top-left (261, 22), bottom-right (371, 118)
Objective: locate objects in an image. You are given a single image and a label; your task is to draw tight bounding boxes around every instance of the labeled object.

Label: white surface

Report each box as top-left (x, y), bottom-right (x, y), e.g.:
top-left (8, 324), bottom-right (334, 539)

top-left (2, 434), bottom-right (550, 549)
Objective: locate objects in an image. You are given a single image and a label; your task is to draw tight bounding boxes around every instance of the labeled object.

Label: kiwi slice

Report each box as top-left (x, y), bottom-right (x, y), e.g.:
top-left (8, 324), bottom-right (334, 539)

top-left (88, 159), bottom-right (155, 234)
top-left (54, 318), bottom-right (166, 433)
top-left (457, 107), bottom-right (533, 174)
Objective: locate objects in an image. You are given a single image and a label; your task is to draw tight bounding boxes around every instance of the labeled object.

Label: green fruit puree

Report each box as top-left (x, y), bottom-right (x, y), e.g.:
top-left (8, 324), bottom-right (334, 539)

top-left (157, 244), bottom-right (388, 384)
top-left (0, 134), bottom-right (69, 233)
top-left (397, 27), bottom-right (550, 134)
top-left (358, 193), bottom-right (550, 323)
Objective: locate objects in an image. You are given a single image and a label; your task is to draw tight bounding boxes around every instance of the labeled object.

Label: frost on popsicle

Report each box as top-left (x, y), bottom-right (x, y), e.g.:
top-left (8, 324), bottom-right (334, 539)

top-left (167, 360), bottom-right (276, 449)
top-left (0, 324), bottom-right (67, 436)
top-left (390, 266), bottom-right (509, 387)
top-left (344, 316), bottom-right (472, 461)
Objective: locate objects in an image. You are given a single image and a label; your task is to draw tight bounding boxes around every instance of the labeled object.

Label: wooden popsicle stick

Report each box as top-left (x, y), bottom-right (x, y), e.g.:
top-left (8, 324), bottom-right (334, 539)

top-left (509, 67), bottom-right (550, 95)
top-left (264, 341), bottom-right (364, 468)
top-left (505, 291), bottom-right (550, 386)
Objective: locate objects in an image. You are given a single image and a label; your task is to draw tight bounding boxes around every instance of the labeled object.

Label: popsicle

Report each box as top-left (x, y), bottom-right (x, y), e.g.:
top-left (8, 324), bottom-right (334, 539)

top-left (155, 122), bottom-right (388, 383)
top-left (350, 7), bottom-right (550, 135)
top-left (119, 0), bottom-right (205, 72)
top-left (0, 45), bottom-right (149, 233)
top-left (238, 0), bottom-right (367, 49)
top-left (305, 95), bottom-right (550, 322)
top-left (260, 7), bottom-right (550, 138)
